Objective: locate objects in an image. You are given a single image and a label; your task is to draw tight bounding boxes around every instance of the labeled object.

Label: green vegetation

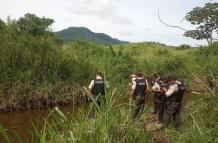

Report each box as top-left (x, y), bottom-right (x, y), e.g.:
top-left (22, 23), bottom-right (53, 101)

top-left (184, 2), bottom-right (218, 44)
top-left (31, 92), bottom-right (154, 143)
top-left (177, 44), bottom-right (192, 50)
top-left (0, 90), bottom-right (154, 143)
top-left (0, 14), bottom-right (217, 109)
top-left (0, 11), bottom-right (218, 142)
top-left (55, 27), bottom-right (129, 45)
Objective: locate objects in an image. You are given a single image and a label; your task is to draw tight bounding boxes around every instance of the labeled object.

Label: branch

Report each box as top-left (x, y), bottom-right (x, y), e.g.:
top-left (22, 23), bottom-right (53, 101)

top-left (157, 10), bottom-right (188, 32)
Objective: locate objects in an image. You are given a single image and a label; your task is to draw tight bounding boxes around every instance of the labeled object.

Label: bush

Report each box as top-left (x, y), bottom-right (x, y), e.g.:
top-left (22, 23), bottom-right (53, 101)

top-left (194, 42), bottom-right (218, 75)
top-left (156, 48), bottom-right (169, 55)
top-left (197, 42), bottom-right (218, 56)
top-left (164, 56), bottom-right (185, 73)
top-left (177, 44), bottom-right (192, 50)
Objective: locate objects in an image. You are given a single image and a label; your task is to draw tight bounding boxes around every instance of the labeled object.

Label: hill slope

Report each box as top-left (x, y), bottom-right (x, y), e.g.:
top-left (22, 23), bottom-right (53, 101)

top-left (55, 27), bottom-right (129, 45)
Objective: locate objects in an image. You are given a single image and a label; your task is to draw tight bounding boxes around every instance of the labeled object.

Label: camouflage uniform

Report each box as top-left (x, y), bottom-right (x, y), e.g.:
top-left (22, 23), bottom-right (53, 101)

top-left (152, 77), bottom-right (161, 114)
top-left (163, 98), bottom-right (181, 127)
top-left (152, 82), bottom-right (166, 122)
top-left (163, 81), bottom-right (185, 127)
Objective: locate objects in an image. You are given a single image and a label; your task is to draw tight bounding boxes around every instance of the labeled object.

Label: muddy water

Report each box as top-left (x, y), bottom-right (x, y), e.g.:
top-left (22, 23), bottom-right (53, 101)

top-left (0, 92), bottom-right (199, 142)
top-left (0, 104), bottom-right (88, 142)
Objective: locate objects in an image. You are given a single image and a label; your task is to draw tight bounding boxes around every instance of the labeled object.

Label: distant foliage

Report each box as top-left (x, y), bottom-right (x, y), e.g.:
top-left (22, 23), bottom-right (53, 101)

top-left (16, 13), bottom-right (54, 36)
top-left (177, 44), bottom-right (192, 50)
top-left (197, 42), bottom-right (218, 56)
top-left (106, 47), bottom-right (137, 81)
top-left (184, 2), bottom-right (218, 44)
top-left (164, 57), bottom-right (185, 72)
top-left (55, 27), bottom-right (129, 45)
top-left (195, 42), bottom-right (218, 74)
top-left (156, 49), bottom-right (169, 55)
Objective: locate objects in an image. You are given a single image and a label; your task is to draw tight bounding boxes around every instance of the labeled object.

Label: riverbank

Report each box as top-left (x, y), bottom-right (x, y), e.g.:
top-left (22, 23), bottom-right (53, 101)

top-left (0, 76), bottom-right (211, 113)
top-left (0, 83), bottom-right (88, 112)
top-left (0, 91), bottom-right (201, 143)
top-left (0, 94), bottom-right (87, 112)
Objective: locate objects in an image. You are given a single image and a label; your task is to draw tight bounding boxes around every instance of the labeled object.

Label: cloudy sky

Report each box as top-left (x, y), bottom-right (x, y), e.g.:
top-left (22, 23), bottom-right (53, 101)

top-left (0, 0), bottom-right (215, 46)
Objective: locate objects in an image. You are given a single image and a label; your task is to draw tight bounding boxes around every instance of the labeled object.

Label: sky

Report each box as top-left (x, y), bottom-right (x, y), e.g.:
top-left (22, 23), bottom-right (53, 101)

top-left (0, 0), bottom-right (216, 46)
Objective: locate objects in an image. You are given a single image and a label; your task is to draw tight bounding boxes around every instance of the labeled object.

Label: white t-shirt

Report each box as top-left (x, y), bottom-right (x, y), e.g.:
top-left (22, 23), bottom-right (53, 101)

top-left (132, 77), bottom-right (136, 82)
top-left (165, 84), bottom-right (179, 97)
top-left (152, 82), bottom-right (161, 91)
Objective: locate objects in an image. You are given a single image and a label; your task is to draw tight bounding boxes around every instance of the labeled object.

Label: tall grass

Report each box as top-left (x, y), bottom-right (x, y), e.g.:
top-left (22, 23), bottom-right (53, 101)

top-left (1, 21), bottom-right (217, 108)
top-left (30, 87), bottom-right (153, 143)
top-left (165, 91), bottom-right (218, 143)
top-left (1, 86), bottom-right (217, 142)
top-left (1, 14), bottom-right (218, 143)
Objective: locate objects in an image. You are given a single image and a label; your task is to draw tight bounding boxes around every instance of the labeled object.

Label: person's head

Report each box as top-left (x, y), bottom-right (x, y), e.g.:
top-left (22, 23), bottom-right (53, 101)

top-left (96, 71), bottom-right (103, 78)
top-left (168, 75), bottom-right (177, 83)
top-left (135, 72), bottom-right (144, 78)
top-left (130, 73), bottom-right (136, 78)
top-left (160, 76), bottom-right (168, 84)
top-left (154, 71), bottom-right (160, 78)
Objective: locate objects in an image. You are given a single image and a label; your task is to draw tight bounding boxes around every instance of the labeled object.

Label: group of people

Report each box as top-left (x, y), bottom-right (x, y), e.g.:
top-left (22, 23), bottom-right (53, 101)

top-left (88, 71), bottom-right (185, 128)
top-left (150, 72), bottom-right (185, 127)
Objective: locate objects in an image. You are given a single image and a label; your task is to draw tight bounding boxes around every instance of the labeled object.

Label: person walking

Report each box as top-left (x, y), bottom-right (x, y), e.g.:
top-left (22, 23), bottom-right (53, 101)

top-left (131, 72), bottom-right (149, 119)
top-left (151, 72), bottom-right (161, 114)
top-left (152, 76), bottom-right (168, 123)
top-left (88, 71), bottom-right (106, 106)
top-left (163, 75), bottom-right (185, 127)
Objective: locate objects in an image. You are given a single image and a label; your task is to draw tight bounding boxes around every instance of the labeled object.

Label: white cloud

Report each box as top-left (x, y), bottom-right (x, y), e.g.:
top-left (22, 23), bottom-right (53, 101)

top-left (116, 30), bottom-right (135, 36)
top-left (69, 0), bottom-right (132, 25)
top-left (0, 0), bottom-right (211, 46)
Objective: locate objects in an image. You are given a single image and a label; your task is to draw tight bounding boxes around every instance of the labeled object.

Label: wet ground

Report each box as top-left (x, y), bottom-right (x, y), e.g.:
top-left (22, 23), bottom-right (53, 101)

top-left (0, 104), bottom-right (89, 142)
top-left (0, 92), bottom-right (200, 142)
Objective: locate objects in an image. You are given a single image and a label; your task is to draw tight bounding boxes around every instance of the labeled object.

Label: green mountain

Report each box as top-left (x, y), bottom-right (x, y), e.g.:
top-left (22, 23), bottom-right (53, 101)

top-left (55, 27), bottom-right (129, 45)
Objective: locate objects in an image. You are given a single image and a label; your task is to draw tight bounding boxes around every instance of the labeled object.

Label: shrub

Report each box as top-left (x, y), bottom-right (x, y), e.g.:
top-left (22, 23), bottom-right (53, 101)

top-left (164, 56), bottom-right (185, 73)
top-left (177, 44), bottom-right (192, 50)
top-left (156, 48), bottom-right (169, 55)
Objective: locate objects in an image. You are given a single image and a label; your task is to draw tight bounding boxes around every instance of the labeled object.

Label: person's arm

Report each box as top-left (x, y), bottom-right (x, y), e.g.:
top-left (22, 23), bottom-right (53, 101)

top-left (144, 79), bottom-right (149, 100)
top-left (130, 80), bottom-right (136, 99)
top-left (88, 80), bottom-right (94, 97)
top-left (165, 84), bottom-right (178, 97)
top-left (152, 83), bottom-right (162, 93)
top-left (145, 79), bottom-right (149, 90)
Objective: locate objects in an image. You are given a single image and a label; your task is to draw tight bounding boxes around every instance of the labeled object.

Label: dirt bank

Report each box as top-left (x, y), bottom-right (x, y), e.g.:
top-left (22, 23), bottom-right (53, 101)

top-left (0, 95), bottom-right (87, 112)
top-left (0, 75), bottom-right (212, 113)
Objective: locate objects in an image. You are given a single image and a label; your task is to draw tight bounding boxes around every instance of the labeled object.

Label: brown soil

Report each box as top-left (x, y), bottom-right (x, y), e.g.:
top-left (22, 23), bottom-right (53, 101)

top-left (190, 75), bottom-right (210, 92)
top-left (145, 114), bottom-right (169, 143)
top-left (0, 94), bottom-right (88, 112)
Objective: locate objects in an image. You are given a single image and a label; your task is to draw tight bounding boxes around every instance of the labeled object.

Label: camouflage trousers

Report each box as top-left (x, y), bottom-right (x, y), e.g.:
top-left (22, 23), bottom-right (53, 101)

top-left (155, 95), bottom-right (165, 122)
top-left (132, 96), bottom-right (145, 119)
top-left (163, 101), bottom-right (181, 127)
top-left (153, 94), bottom-right (159, 114)
top-left (153, 94), bottom-right (165, 121)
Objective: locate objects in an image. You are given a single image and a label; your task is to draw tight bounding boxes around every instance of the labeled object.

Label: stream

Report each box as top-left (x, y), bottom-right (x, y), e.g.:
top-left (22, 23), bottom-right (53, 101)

top-left (0, 92), bottom-right (199, 142)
